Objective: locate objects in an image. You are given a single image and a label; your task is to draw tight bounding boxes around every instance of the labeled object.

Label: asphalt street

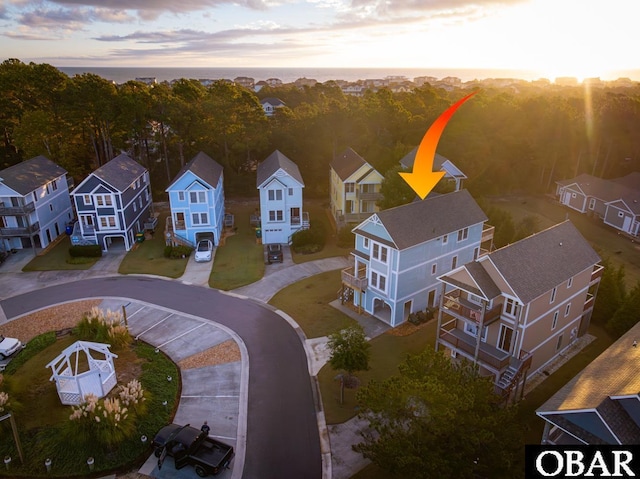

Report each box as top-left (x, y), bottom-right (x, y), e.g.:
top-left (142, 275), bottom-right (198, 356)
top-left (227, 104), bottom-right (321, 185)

top-left (0, 276), bottom-right (322, 479)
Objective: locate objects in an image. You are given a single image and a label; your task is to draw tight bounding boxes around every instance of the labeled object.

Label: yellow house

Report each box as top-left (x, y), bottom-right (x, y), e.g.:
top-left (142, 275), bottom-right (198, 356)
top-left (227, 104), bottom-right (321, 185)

top-left (330, 148), bottom-right (384, 228)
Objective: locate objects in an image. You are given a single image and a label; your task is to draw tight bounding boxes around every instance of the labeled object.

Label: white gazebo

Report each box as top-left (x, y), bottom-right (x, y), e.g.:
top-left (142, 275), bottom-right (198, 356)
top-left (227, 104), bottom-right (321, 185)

top-left (46, 340), bottom-right (118, 406)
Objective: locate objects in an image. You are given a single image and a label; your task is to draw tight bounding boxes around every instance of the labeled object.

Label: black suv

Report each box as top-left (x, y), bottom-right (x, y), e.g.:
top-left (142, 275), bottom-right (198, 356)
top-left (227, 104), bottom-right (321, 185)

top-left (267, 244), bottom-right (283, 264)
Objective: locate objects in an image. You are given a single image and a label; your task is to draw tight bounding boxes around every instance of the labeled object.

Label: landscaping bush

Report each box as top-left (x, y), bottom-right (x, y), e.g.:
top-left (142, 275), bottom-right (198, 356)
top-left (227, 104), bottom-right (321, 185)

top-left (336, 226), bottom-right (355, 248)
top-left (74, 307), bottom-right (132, 351)
top-left (407, 307), bottom-right (435, 325)
top-left (163, 245), bottom-right (193, 259)
top-left (291, 223), bottom-right (326, 254)
top-left (68, 244), bottom-right (102, 258)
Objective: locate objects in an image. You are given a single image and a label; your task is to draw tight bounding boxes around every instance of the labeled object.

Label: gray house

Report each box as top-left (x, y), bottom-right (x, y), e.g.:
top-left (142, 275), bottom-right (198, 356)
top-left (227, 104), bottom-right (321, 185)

top-left (556, 173), bottom-right (640, 237)
top-left (400, 148), bottom-right (467, 191)
top-left (537, 319), bottom-right (640, 445)
top-left (71, 154), bottom-right (152, 251)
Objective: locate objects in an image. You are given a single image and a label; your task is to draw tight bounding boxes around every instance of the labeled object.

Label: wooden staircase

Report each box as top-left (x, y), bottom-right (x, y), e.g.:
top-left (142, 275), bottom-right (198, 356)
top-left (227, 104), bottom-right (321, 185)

top-left (496, 351), bottom-right (532, 402)
top-left (164, 216), bottom-right (195, 248)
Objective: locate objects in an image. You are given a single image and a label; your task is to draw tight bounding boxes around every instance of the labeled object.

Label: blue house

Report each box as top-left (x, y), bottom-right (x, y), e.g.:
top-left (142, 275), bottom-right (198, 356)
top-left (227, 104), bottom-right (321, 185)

top-left (165, 151), bottom-right (225, 247)
top-left (0, 156), bottom-right (74, 252)
top-left (340, 190), bottom-right (494, 327)
top-left (71, 154), bottom-right (152, 251)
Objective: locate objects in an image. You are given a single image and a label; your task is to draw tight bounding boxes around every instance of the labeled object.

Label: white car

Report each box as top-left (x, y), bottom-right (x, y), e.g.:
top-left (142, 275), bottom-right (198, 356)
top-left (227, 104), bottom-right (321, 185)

top-left (0, 335), bottom-right (22, 359)
top-left (194, 239), bottom-right (213, 262)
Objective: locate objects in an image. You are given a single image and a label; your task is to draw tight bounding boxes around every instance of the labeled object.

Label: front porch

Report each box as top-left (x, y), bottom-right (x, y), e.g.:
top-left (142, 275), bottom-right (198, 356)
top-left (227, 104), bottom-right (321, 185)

top-left (438, 322), bottom-right (511, 373)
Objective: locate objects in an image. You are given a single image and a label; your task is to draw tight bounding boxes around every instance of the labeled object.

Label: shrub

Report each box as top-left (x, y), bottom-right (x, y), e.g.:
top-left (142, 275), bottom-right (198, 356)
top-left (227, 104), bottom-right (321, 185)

top-left (336, 226), bottom-right (355, 248)
top-left (291, 223), bottom-right (326, 253)
top-left (68, 393), bottom-right (136, 448)
top-left (75, 307), bottom-right (132, 351)
top-left (69, 244), bottom-right (102, 258)
top-left (408, 308), bottom-right (434, 325)
top-left (163, 245), bottom-right (193, 259)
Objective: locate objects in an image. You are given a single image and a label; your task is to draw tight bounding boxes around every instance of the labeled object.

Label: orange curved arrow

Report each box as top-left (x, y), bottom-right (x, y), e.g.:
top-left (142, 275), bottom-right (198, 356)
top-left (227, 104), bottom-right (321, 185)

top-left (400, 91), bottom-right (478, 199)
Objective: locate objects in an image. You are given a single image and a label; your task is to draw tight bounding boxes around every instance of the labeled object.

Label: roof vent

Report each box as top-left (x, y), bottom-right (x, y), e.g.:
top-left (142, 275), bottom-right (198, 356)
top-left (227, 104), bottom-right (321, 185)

top-left (634, 340), bottom-right (637, 348)
top-left (559, 242), bottom-right (563, 246)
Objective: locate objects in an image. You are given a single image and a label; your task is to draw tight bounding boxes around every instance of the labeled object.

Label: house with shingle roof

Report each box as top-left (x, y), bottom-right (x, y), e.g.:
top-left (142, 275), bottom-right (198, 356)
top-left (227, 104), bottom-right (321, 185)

top-left (340, 190), bottom-right (494, 327)
top-left (436, 220), bottom-right (603, 401)
top-left (71, 154), bottom-right (152, 251)
top-left (330, 147), bottom-right (384, 226)
top-left (0, 156), bottom-right (74, 252)
top-left (537, 319), bottom-right (640, 445)
top-left (400, 147), bottom-right (467, 191)
top-left (556, 172), bottom-right (640, 237)
top-left (165, 151), bottom-right (225, 247)
top-left (257, 150), bottom-right (307, 244)
top-left (260, 97), bottom-right (286, 117)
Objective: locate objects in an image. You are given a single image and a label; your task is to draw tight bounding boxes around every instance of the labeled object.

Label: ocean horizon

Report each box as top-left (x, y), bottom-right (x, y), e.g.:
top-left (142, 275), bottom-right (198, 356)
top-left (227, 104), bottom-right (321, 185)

top-left (55, 66), bottom-right (640, 85)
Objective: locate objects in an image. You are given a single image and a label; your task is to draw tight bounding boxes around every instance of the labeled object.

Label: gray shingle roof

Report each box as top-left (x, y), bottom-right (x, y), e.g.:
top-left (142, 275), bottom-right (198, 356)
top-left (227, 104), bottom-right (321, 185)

top-left (0, 156), bottom-right (67, 195)
top-left (399, 147), bottom-right (449, 171)
top-left (92, 154), bottom-right (147, 192)
top-left (612, 172), bottom-right (640, 191)
top-left (330, 148), bottom-right (368, 181)
top-left (365, 190), bottom-right (487, 250)
top-left (557, 173), bottom-right (625, 202)
top-left (488, 221), bottom-right (600, 304)
top-left (256, 150), bottom-right (304, 188)
top-left (464, 262), bottom-right (502, 300)
top-left (167, 151), bottom-right (223, 190)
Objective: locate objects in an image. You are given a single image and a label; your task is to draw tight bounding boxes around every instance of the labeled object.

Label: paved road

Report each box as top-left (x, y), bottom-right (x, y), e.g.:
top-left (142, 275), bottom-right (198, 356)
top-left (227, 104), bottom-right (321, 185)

top-left (0, 276), bottom-right (322, 479)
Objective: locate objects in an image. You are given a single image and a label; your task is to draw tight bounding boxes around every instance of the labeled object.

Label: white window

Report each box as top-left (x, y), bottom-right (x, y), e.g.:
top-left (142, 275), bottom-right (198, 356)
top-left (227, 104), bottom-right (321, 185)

top-left (498, 325), bottom-right (515, 352)
top-left (363, 237), bottom-right (369, 249)
top-left (268, 210), bottom-right (283, 222)
top-left (95, 195), bottom-right (113, 207)
top-left (464, 322), bottom-right (487, 341)
top-left (268, 189), bottom-right (283, 201)
top-left (51, 180), bottom-right (58, 191)
top-left (178, 191), bottom-right (185, 201)
top-left (618, 211), bottom-right (624, 218)
top-left (145, 190), bottom-right (150, 201)
top-left (49, 204), bottom-right (54, 212)
top-left (556, 334), bottom-right (564, 351)
top-left (345, 183), bottom-right (355, 193)
top-left (431, 264), bottom-right (437, 275)
top-left (133, 202), bottom-right (137, 212)
top-left (190, 191), bottom-right (206, 203)
top-left (451, 255), bottom-right (458, 269)
top-left (372, 243), bottom-right (388, 263)
top-left (503, 298), bottom-right (520, 318)
top-left (370, 271), bottom-right (387, 293)
top-left (33, 191), bottom-right (38, 202)
top-left (192, 213), bottom-right (208, 225)
top-left (457, 228), bottom-right (469, 242)
top-left (442, 234), bottom-right (448, 245)
top-left (567, 276), bottom-right (573, 289)
top-left (83, 194), bottom-right (92, 205)
top-left (550, 287), bottom-right (557, 303)
top-left (136, 178), bottom-right (141, 189)
top-left (99, 216), bottom-right (117, 229)
top-left (588, 198), bottom-right (596, 210)
top-left (565, 303), bottom-right (571, 317)
top-left (551, 311), bottom-right (559, 330)
top-left (288, 188), bottom-right (293, 196)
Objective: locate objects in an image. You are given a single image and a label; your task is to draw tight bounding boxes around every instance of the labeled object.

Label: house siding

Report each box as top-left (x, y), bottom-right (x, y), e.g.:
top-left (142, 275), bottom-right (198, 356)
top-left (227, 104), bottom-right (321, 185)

top-left (259, 173), bottom-right (304, 244)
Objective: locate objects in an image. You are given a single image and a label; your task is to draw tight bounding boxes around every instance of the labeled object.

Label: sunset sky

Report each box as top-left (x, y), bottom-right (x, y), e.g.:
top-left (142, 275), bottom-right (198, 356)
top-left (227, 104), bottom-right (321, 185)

top-left (1, 0), bottom-right (638, 79)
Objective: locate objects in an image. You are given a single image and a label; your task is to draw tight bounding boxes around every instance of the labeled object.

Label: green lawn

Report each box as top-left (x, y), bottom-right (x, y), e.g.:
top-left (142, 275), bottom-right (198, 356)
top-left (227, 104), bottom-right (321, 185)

top-left (291, 202), bottom-right (351, 264)
top-left (118, 211), bottom-right (189, 278)
top-left (487, 195), bottom-right (640, 287)
top-left (269, 270), bottom-right (357, 338)
top-left (209, 202), bottom-right (265, 290)
top-left (22, 236), bottom-right (98, 271)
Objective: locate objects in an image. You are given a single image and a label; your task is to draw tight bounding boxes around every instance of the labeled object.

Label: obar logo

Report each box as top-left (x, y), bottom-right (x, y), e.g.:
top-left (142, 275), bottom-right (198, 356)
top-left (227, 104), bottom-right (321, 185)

top-left (526, 446), bottom-right (640, 478)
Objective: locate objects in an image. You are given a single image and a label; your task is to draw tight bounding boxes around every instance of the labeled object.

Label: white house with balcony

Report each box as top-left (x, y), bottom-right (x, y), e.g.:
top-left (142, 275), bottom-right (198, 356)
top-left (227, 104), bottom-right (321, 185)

top-left (256, 150), bottom-right (307, 245)
top-left (0, 156), bottom-right (74, 252)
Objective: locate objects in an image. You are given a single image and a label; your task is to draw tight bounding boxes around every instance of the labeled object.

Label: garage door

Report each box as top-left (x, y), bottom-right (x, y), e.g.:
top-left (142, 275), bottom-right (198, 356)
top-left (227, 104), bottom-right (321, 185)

top-left (196, 231), bottom-right (215, 244)
top-left (263, 228), bottom-right (287, 244)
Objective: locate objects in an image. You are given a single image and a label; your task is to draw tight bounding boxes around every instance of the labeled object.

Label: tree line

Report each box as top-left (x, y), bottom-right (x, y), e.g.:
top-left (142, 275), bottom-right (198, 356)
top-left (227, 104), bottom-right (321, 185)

top-left (2, 58), bottom-right (639, 200)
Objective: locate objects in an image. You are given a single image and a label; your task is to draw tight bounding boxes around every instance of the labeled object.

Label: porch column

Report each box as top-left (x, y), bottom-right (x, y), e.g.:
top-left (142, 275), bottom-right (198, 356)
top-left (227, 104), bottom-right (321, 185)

top-left (473, 301), bottom-right (487, 364)
top-left (435, 282), bottom-right (446, 352)
top-left (541, 420), bottom-right (552, 444)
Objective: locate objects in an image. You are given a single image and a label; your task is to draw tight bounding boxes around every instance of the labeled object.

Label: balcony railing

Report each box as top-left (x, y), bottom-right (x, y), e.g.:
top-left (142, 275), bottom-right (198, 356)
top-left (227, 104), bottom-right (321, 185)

top-left (342, 266), bottom-right (368, 291)
top-left (591, 264), bottom-right (604, 283)
top-left (481, 224), bottom-right (495, 243)
top-left (0, 202), bottom-right (36, 215)
top-left (291, 212), bottom-right (310, 227)
top-left (583, 293), bottom-right (595, 312)
top-left (357, 190), bottom-right (383, 201)
top-left (0, 221), bottom-right (40, 236)
top-left (439, 324), bottom-right (511, 371)
top-left (442, 294), bottom-right (502, 325)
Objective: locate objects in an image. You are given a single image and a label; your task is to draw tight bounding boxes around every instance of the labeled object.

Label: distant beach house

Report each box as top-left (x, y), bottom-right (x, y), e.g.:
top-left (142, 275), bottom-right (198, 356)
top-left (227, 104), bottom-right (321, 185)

top-left (71, 154), bottom-right (152, 251)
top-left (536, 319), bottom-right (640, 445)
top-left (330, 148), bottom-right (384, 227)
top-left (436, 221), bottom-right (602, 401)
top-left (260, 98), bottom-right (286, 117)
top-left (165, 151), bottom-right (225, 247)
top-left (0, 156), bottom-right (74, 252)
top-left (257, 150), bottom-right (307, 244)
top-left (340, 190), bottom-right (494, 327)
top-left (556, 172), bottom-right (640, 237)
top-left (400, 147), bottom-right (467, 191)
